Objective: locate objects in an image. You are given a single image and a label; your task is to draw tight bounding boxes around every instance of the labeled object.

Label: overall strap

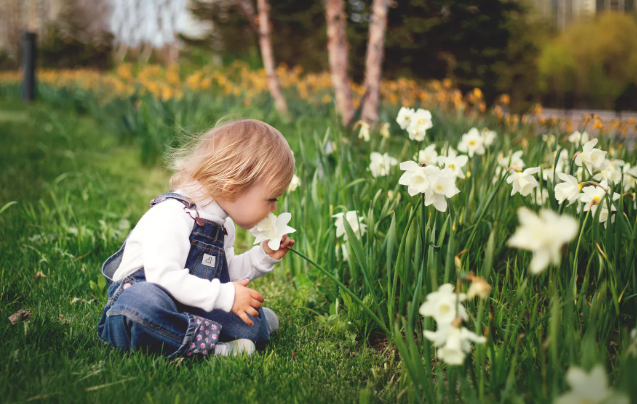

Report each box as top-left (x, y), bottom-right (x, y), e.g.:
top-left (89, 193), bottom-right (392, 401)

top-left (149, 192), bottom-right (196, 209)
top-left (150, 192), bottom-right (227, 235)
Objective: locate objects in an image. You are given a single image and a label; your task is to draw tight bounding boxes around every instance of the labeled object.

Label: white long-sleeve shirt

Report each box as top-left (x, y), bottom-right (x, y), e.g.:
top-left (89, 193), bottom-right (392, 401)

top-left (111, 189), bottom-right (282, 313)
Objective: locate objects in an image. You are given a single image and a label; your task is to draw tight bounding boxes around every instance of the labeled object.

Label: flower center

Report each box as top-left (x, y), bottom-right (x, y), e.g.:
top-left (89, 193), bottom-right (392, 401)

top-left (437, 184), bottom-right (443, 191)
top-left (449, 164), bottom-right (456, 170)
top-left (469, 140), bottom-right (476, 146)
top-left (593, 196), bottom-right (601, 201)
top-left (439, 305), bottom-right (451, 315)
top-left (578, 183), bottom-right (583, 191)
top-left (418, 119), bottom-right (425, 124)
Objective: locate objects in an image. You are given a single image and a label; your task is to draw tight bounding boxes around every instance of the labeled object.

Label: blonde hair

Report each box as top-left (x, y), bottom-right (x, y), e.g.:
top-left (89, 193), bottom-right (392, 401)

top-left (168, 118), bottom-right (295, 204)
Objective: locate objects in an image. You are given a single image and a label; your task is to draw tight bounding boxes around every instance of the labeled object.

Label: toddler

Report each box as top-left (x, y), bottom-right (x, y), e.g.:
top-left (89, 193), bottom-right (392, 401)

top-left (97, 118), bottom-right (296, 359)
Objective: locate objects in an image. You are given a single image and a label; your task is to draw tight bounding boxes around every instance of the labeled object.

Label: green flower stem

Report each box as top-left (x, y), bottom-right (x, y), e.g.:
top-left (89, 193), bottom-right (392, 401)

top-left (465, 171), bottom-right (510, 252)
top-left (289, 247), bottom-right (392, 336)
top-left (572, 209), bottom-right (590, 284)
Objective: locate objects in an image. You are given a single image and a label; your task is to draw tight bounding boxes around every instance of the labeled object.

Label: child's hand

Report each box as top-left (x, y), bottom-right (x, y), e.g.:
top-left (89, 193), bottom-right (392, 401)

top-left (231, 279), bottom-right (264, 326)
top-left (262, 235), bottom-right (295, 260)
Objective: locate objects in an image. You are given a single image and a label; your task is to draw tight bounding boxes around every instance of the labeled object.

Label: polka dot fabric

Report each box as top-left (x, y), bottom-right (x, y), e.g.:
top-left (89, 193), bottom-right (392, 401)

top-left (183, 315), bottom-right (221, 357)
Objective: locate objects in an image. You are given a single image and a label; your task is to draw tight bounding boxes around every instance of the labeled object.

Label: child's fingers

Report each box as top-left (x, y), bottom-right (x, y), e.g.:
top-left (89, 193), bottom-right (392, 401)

top-left (281, 236), bottom-right (294, 249)
top-left (237, 279), bottom-right (250, 286)
top-left (251, 298), bottom-right (262, 310)
top-left (246, 307), bottom-right (259, 317)
top-left (250, 289), bottom-right (265, 302)
top-left (239, 311), bottom-right (254, 326)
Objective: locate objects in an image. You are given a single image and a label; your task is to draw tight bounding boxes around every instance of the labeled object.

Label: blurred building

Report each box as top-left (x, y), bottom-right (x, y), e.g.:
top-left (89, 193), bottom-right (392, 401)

top-left (531, 0), bottom-right (634, 29)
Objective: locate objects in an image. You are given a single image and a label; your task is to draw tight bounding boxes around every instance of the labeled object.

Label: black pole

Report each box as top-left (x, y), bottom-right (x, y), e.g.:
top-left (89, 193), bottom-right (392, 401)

top-left (21, 31), bottom-right (37, 102)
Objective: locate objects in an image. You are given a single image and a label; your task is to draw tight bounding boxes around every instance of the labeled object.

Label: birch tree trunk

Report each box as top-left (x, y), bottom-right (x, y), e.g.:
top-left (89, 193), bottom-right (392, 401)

top-left (325, 0), bottom-right (354, 126)
top-left (256, 0), bottom-right (288, 117)
top-left (236, 0), bottom-right (288, 117)
top-left (361, 0), bottom-right (390, 126)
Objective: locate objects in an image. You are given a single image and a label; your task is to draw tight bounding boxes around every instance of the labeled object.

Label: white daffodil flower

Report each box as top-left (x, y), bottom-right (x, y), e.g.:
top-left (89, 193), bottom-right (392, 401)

top-left (533, 187), bottom-right (549, 205)
top-left (595, 159), bottom-right (625, 184)
top-left (396, 107), bottom-right (415, 130)
top-left (580, 180), bottom-right (620, 227)
top-left (506, 207), bottom-right (579, 274)
top-left (623, 163), bottom-right (637, 191)
top-left (458, 128), bottom-right (486, 157)
top-left (424, 325), bottom-right (486, 366)
top-left (369, 152), bottom-right (398, 178)
top-left (542, 133), bottom-right (556, 148)
top-left (555, 173), bottom-right (582, 206)
top-left (288, 174), bottom-right (302, 192)
top-left (379, 123), bottom-right (390, 139)
top-left (543, 150), bottom-right (569, 181)
top-left (398, 161), bottom-right (433, 196)
top-left (409, 108), bottom-right (433, 133)
top-left (357, 121), bottom-right (371, 142)
top-left (498, 150), bottom-right (525, 170)
top-left (575, 166), bottom-right (584, 182)
top-left (325, 140), bottom-right (336, 155)
top-left (481, 128), bottom-right (497, 147)
top-left (507, 167), bottom-right (541, 197)
top-left (568, 130), bottom-right (590, 145)
top-left (419, 283), bottom-right (468, 325)
top-left (332, 210), bottom-right (366, 241)
top-left (443, 146), bottom-right (458, 158)
top-left (417, 144), bottom-right (438, 166)
top-left (407, 127), bottom-right (426, 141)
top-left (575, 138), bottom-right (607, 172)
top-left (466, 277), bottom-right (491, 300)
top-left (250, 212), bottom-right (296, 251)
top-left (424, 167), bottom-right (460, 212)
top-left (336, 242), bottom-right (349, 261)
top-left (555, 364), bottom-right (629, 404)
top-left (580, 180), bottom-right (611, 212)
top-left (437, 153), bottom-right (469, 179)
top-left (406, 109), bottom-right (433, 141)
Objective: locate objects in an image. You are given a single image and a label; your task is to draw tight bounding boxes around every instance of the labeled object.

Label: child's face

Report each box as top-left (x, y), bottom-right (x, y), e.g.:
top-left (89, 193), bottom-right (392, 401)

top-left (215, 180), bottom-right (281, 229)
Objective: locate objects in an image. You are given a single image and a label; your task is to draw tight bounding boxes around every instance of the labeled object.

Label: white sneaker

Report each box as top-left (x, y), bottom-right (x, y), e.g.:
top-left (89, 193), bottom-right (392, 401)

top-left (263, 307), bottom-right (279, 334)
top-left (214, 339), bottom-right (256, 356)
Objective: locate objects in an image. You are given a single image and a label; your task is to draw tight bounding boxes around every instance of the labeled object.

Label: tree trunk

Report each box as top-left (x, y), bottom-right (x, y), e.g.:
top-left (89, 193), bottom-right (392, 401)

top-left (236, 0), bottom-right (288, 118)
top-left (164, 35), bottom-right (179, 65)
top-left (361, 0), bottom-right (389, 126)
top-left (256, 0), bottom-right (288, 117)
top-left (325, 0), bottom-right (354, 126)
top-left (235, 0), bottom-right (259, 32)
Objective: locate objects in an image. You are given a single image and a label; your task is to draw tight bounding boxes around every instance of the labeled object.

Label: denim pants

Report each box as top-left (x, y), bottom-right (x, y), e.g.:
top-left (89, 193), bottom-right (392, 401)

top-left (96, 192), bottom-right (271, 359)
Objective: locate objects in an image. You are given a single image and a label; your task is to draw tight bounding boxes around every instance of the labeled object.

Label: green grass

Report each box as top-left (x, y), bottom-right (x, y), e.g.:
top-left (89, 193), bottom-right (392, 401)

top-left (3, 75), bottom-right (637, 404)
top-left (0, 101), bottom-right (396, 404)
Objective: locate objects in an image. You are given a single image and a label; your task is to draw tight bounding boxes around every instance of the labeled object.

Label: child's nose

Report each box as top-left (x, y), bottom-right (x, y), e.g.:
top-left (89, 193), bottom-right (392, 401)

top-left (270, 203), bottom-right (277, 212)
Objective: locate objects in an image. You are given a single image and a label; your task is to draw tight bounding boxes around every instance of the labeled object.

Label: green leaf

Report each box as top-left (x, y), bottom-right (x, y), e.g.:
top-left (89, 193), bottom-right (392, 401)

top-left (0, 201), bottom-right (17, 216)
top-left (97, 276), bottom-right (106, 290)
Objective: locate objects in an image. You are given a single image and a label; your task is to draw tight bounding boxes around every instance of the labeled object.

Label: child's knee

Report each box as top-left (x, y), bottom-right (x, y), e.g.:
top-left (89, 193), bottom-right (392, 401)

top-left (114, 281), bottom-right (177, 314)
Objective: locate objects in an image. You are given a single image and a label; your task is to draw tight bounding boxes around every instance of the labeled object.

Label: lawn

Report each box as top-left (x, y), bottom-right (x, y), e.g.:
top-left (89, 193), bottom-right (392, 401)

top-left (0, 101), bottom-right (395, 404)
top-left (2, 64), bottom-right (637, 403)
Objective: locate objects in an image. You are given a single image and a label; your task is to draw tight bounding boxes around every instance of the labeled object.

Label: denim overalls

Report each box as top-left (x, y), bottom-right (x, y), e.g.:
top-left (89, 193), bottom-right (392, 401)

top-left (96, 192), bottom-right (270, 359)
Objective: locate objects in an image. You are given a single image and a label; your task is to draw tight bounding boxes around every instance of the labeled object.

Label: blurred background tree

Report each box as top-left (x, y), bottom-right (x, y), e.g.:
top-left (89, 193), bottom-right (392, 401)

top-left (2, 0), bottom-right (636, 111)
top-left (538, 12), bottom-right (637, 110)
top-left (187, 0), bottom-right (534, 106)
top-left (38, 0), bottom-right (113, 69)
